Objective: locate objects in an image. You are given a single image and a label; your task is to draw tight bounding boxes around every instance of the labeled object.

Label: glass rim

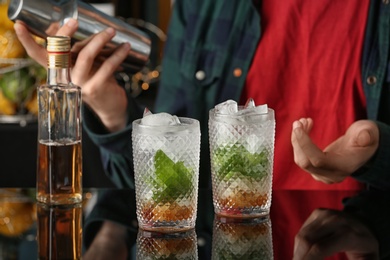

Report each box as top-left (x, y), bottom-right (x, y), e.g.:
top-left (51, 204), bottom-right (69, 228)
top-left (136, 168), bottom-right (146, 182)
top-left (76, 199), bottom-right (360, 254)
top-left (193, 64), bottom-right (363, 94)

top-left (209, 108), bottom-right (275, 123)
top-left (132, 116), bottom-right (200, 134)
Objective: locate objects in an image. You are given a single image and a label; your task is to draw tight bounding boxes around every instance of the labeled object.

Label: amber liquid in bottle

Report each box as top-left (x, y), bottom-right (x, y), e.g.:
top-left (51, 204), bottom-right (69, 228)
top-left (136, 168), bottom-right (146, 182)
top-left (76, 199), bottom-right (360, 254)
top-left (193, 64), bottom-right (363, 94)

top-left (37, 140), bottom-right (82, 204)
top-left (37, 36), bottom-right (82, 205)
top-left (37, 203), bottom-right (82, 260)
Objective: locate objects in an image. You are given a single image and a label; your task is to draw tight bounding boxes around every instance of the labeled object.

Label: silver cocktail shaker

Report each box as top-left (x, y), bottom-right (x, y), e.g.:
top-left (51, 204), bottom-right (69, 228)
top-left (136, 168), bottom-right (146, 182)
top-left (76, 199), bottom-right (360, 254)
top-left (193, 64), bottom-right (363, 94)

top-left (7, 0), bottom-right (151, 73)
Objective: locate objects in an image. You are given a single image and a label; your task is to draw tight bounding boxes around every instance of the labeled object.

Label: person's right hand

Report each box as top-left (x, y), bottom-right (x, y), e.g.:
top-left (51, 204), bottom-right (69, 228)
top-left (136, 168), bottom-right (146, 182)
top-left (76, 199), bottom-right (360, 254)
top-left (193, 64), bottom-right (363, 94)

top-left (293, 208), bottom-right (379, 260)
top-left (14, 19), bottom-right (131, 132)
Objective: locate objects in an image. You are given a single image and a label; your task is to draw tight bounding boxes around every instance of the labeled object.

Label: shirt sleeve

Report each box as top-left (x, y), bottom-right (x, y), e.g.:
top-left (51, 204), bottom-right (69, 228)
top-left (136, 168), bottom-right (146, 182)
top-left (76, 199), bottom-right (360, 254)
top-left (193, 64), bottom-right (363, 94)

top-left (351, 121), bottom-right (390, 190)
top-left (82, 0), bottom-right (192, 189)
top-left (82, 89), bottom-right (144, 189)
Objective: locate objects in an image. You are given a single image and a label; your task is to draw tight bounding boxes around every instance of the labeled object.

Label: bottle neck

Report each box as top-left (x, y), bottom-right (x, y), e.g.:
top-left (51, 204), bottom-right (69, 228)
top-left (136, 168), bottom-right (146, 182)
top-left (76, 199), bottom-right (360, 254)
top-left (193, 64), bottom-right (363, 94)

top-left (46, 51), bottom-right (72, 85)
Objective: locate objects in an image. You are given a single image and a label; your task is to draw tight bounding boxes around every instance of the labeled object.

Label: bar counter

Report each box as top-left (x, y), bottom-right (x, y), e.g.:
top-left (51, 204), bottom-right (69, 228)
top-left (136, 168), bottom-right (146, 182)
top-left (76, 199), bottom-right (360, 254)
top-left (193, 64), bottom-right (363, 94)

top-left (0, 187), bottom-right (372, 259)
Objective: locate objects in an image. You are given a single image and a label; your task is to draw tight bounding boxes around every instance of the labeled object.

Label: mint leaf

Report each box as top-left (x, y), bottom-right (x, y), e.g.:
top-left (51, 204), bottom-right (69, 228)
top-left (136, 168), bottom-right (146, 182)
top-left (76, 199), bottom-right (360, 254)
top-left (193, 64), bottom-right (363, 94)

top-left (213, 144), bottom-right (269, 181)
top-left (152, 149), bottom-right (193, 203)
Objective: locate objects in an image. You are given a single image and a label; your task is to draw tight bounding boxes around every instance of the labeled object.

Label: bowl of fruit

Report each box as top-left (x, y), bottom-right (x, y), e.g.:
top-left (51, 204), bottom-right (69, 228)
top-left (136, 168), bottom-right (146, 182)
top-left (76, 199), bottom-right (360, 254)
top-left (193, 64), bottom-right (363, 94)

top-left (0, 0), bottom-right (46, 125)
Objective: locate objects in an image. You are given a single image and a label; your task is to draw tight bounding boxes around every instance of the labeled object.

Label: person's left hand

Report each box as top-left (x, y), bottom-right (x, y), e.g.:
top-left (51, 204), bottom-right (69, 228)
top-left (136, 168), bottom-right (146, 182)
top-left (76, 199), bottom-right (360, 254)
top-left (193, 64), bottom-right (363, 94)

top-left (291, 118), bottom-right (379, 184)
top-left (293, 208), bottom-right (379, 260)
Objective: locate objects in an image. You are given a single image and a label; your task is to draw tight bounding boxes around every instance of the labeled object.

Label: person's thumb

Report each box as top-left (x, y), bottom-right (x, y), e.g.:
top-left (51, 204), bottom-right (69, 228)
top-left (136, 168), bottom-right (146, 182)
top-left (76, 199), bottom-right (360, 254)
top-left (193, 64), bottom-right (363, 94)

top-left (356, 129), bottom-right (374, 147)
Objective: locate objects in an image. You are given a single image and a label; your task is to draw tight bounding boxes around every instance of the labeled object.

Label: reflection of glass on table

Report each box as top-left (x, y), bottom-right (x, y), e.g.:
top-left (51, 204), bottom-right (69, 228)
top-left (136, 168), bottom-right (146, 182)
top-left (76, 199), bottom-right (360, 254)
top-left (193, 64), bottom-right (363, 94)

top-left (209, 102), bottom-right (275, 218)
top-left (132, 116), bottom-right (201, 233)
top-left (212, 216), bottom-right (273, 260)
top-left (137, 229), bottom-right (198, 259)
top-left (0, 188), bottom-right (384, 259)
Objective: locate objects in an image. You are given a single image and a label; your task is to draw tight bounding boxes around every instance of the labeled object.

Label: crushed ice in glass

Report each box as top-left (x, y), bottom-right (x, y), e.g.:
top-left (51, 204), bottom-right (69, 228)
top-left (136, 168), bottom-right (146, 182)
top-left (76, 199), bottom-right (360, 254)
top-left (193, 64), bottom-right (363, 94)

top-left (215, 99), bottom-right (268, 116)
top-left (140, 108), bottom-right (181, 126)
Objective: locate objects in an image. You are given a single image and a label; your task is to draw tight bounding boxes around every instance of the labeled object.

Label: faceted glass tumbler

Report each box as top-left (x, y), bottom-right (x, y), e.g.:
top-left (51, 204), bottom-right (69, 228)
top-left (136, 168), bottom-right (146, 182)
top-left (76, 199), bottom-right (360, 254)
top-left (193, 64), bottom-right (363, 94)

top-left (212, 216), bottom-right (273, 260)
top-left (136, 229), bottom-right (198, 259)
top-left (209, 108), bottom-right (275, 218)
top-left (132, 118), bottom-right (200, 233)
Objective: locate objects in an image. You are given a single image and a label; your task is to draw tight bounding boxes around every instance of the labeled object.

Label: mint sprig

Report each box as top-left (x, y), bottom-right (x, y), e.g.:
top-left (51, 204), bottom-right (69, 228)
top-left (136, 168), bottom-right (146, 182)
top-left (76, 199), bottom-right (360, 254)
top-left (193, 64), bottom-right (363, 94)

top-left (213, 144), bottom-right (269, 181)
top-left (150, 149), bottom-right (193, 203)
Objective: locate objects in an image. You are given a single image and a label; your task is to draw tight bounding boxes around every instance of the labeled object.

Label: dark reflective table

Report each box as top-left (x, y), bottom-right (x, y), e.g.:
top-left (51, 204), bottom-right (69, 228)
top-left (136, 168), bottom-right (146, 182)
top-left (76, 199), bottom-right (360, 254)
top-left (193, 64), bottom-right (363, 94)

top-left (0, 188), bottom-right (371, 260)
top-left (136, 216), bottom-right (272, 259)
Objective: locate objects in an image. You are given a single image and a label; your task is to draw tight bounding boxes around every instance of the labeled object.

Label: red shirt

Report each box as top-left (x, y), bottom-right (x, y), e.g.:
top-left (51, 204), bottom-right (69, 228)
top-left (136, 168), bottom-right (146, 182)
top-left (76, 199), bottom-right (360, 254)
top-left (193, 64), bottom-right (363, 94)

top-left (241, 0), bottom-right (369, 191)
top-left (241, 2), bottom-right (371, 258)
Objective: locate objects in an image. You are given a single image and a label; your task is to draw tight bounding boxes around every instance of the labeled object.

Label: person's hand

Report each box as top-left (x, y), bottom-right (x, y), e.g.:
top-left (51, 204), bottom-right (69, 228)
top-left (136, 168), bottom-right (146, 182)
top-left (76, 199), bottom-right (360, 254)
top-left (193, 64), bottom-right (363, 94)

top-left (293, 208), bottom-right (379, 260)
top-left (83, 221), bottom-right (128, 260)
top-left (291, 118), bottom-right (379, 184)
top-left (14, 19), bottom-right (130, 132)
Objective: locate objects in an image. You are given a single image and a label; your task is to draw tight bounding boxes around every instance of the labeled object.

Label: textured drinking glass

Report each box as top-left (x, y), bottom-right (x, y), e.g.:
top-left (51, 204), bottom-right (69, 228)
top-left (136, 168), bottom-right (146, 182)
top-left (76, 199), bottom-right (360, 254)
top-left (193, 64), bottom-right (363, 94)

top-left (136, 229), bottom-right (198, 259)
top-left (209, 107), bottom-right (275, 218)
top-left (212, 216), bottom-right (273, 259)
top-left (132, 117), bottom-right (200, 233)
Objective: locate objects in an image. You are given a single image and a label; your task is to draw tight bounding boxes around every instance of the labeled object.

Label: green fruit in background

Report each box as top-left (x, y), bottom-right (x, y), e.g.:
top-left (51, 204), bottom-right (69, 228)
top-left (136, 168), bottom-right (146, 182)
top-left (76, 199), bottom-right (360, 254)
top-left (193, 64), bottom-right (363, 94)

top-left (0, 68), bottom-right (34, 103)
top-left (28, 62), bottom-right (47, 84)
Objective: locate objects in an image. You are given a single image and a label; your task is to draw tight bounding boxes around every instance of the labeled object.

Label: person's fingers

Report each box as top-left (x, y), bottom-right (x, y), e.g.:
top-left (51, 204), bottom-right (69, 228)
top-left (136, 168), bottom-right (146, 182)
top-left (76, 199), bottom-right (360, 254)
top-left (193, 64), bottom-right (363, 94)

top-left (345, 120), bottom-right (379, 148)
top-left (14, 21), bottom-right (46, 66)
top-left (14, 19), bottom-right (79, 67)
top-left (292, 119), bottom-right (345, 183)
top-left (294, 210), bottom-right (346, 260)
top-left (356, 129), bottom-right (371, 147)
top-left (292, 120), bottom-right (311, 168)
top-left (293, 209), bottom-right (325, 259)
top-left (56, 18), bottom-right (78, 37)
top-left (293, 237), bottom-right (311, 260)
top-left (294, 131), bottom-right (325, 169)
top-left (322, 121), bottom-right (379, 174)
top-left (95, 42), bottom-right (131, 79)
top-left (72, 27), bottom-right (117, 84)
top-left (291, 120), bottom-right (333, 182)
top-left (303, 228), bottom-right (351, 260)
top-left (292, 119), bottom-right (330, 173)
top-left (80, 42), bottom-right (130, 99)
top-left (300, 209), bottom-right (347, 241)
top-left (355, 128), bottom-right (374, 147)
top-left (294, 209), bottom-right (379, 260)
top-left (298, 118), bottom-right (313, 133)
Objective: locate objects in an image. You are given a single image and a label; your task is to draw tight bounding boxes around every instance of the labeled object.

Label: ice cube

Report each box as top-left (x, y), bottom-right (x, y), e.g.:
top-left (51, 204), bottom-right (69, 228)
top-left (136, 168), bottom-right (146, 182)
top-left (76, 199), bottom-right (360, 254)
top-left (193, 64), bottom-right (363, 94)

top-left (214, 99), bottom-right (238, 114)
top-left (140, 111), bottom-right (181, 126)
top-left (244, 98), bottom-right (256, 109)
top-left (237, 104), bottom-right (268, 116)
top-left (143, 107), bottom-right (152, 117)
top-left (214, 99), bottom-right (268, 116)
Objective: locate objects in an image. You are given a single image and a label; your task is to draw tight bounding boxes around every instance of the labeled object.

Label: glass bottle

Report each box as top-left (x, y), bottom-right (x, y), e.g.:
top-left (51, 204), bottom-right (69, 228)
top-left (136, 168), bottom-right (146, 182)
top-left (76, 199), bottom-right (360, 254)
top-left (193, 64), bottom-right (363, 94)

top-left (36, 36), bottom-right (82, 205)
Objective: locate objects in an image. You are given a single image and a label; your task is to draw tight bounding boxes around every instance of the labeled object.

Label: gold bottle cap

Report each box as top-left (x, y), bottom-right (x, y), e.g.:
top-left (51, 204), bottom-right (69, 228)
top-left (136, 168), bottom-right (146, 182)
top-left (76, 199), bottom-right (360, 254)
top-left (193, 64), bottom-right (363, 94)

top-left (46, 36), bottom-right (71, 52)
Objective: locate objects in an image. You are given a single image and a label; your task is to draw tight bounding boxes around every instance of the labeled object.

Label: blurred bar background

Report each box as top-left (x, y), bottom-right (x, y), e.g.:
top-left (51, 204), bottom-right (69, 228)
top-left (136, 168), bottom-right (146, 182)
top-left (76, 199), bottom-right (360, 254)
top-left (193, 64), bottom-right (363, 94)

top-left (0, 0), bottom-right (172, 187)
